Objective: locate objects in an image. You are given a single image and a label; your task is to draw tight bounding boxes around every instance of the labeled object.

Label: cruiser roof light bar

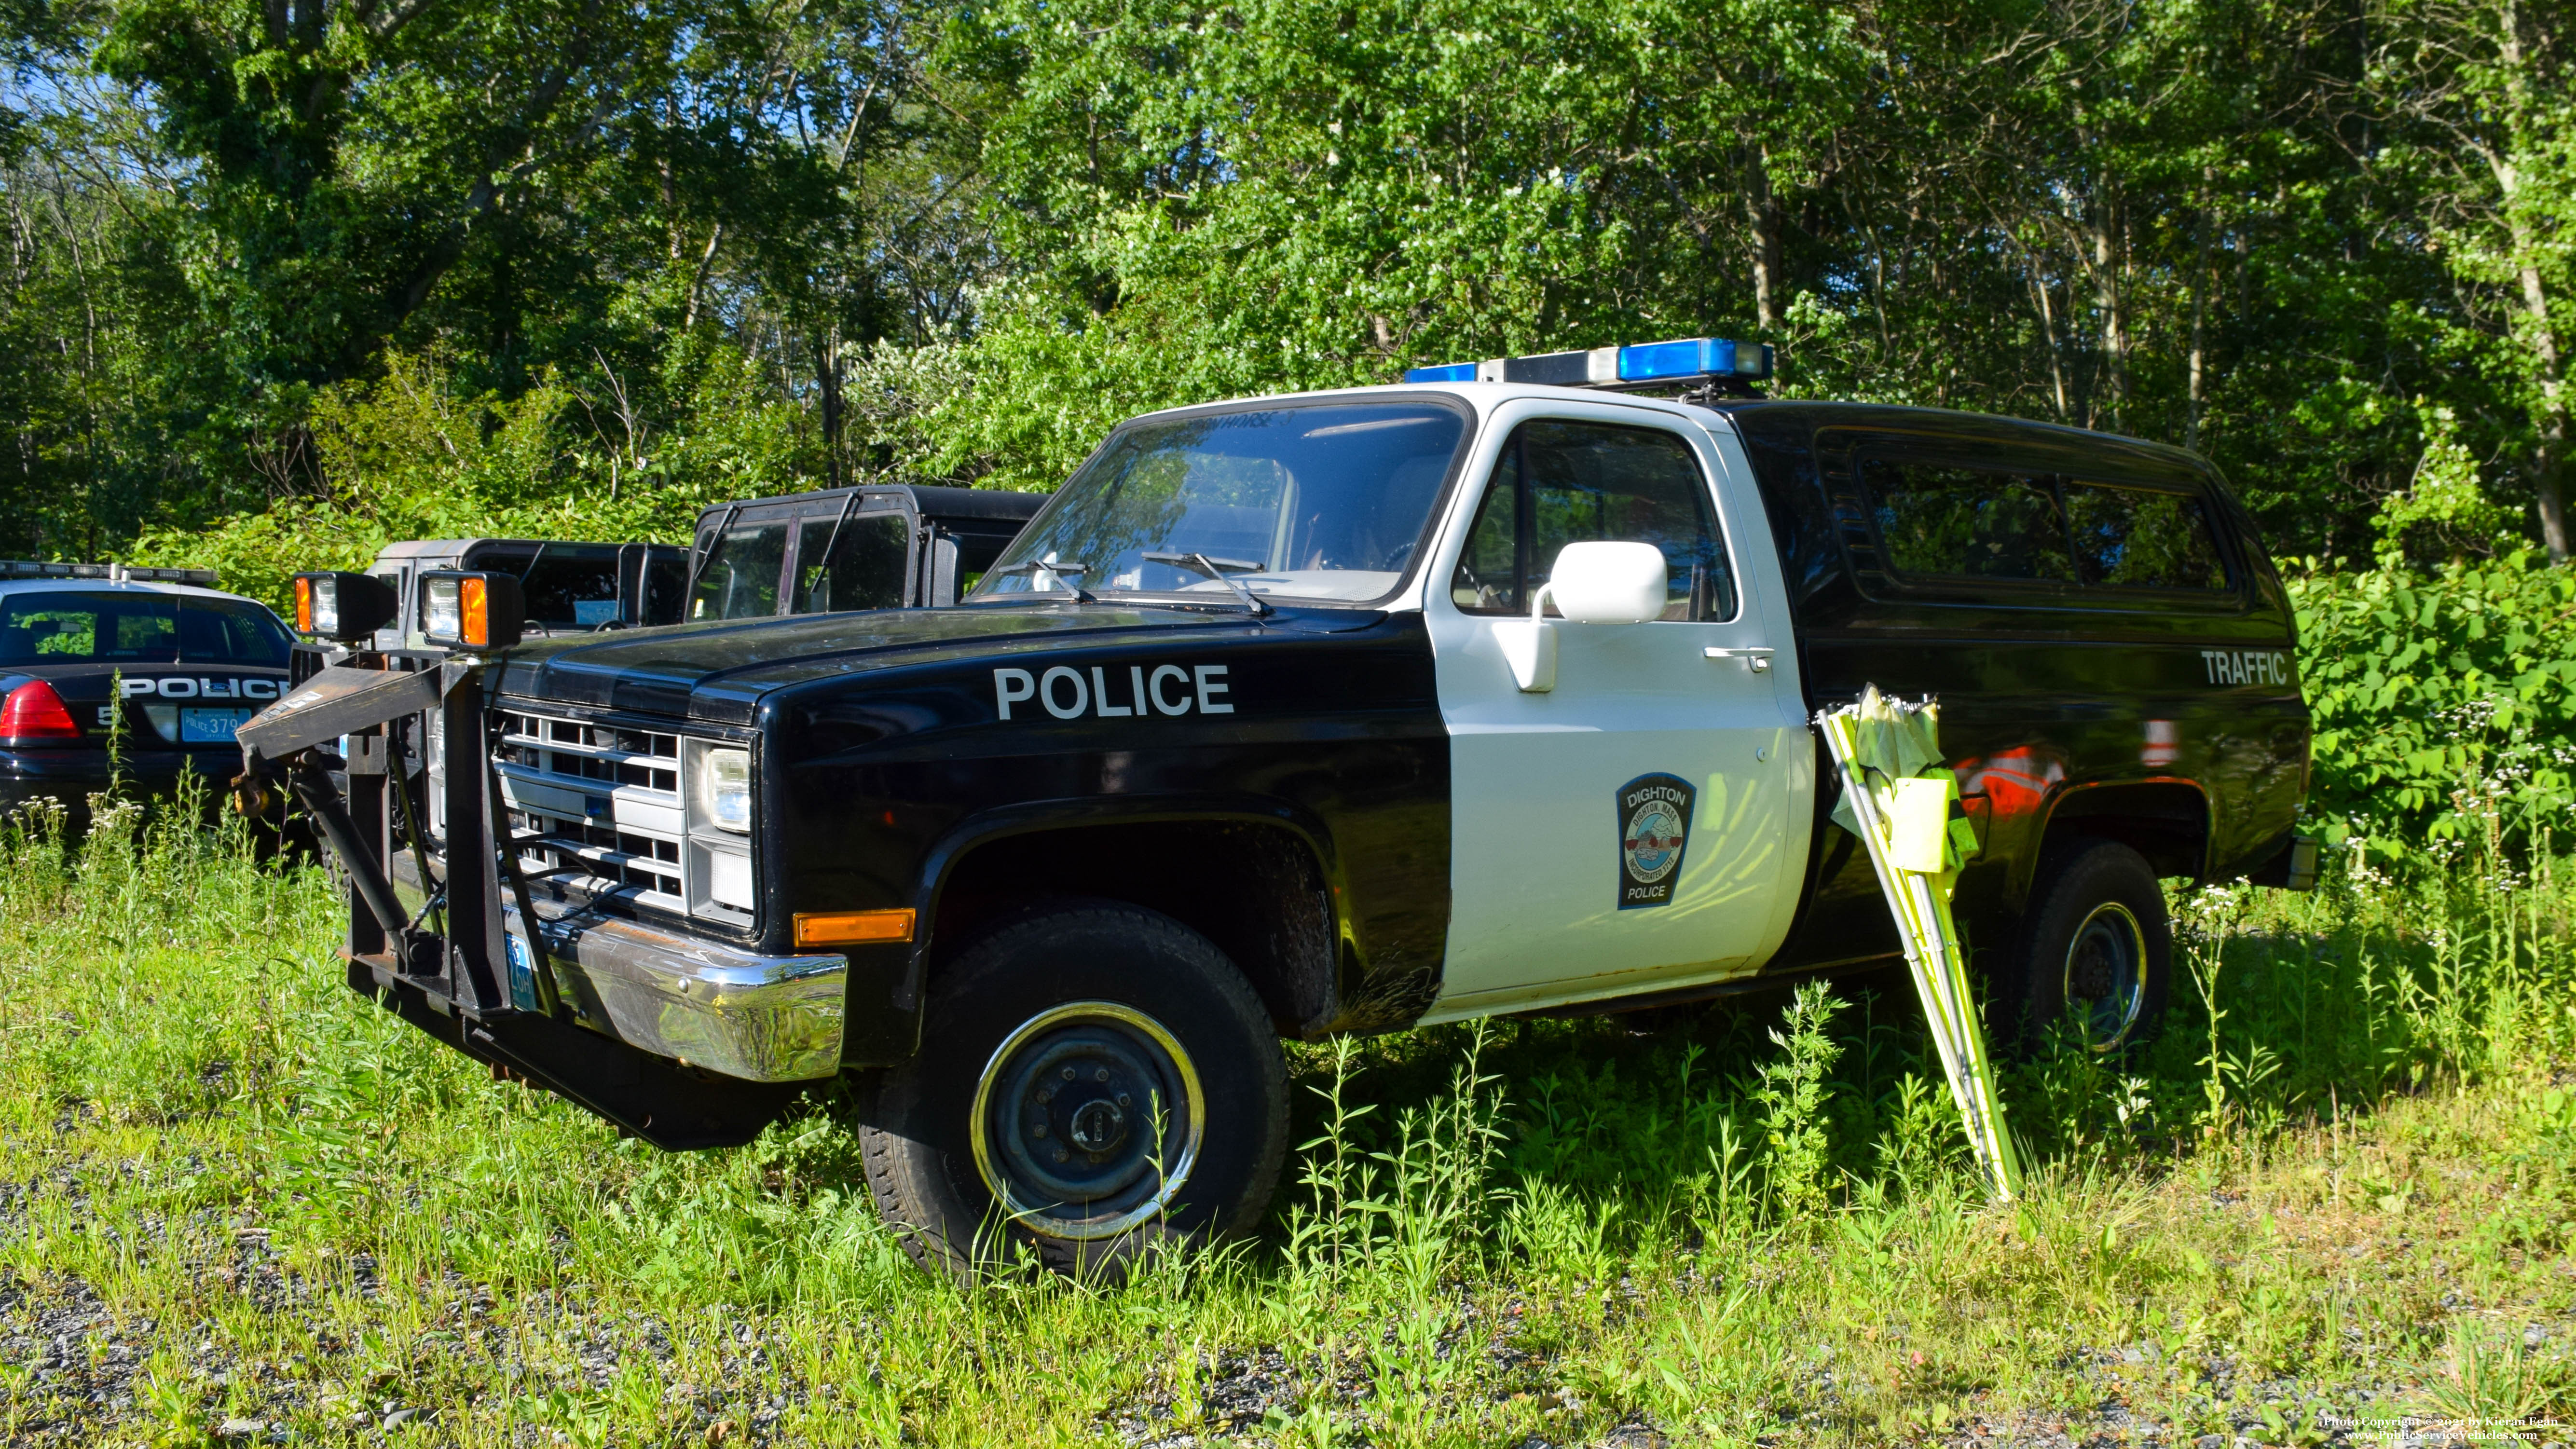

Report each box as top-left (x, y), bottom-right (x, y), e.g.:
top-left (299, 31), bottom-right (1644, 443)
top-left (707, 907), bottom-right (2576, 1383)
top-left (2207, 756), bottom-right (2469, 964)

top-left (1402, 337), bottom-right (1774, 395)
top-left (0, 560), bottom-right (219, 585)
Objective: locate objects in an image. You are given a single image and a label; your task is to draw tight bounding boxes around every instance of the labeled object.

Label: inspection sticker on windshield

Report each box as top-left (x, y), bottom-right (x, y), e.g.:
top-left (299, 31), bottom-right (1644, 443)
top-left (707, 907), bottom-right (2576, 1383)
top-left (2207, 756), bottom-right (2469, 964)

top-left (994, 664), bottom-right (1235, 721)
top-left (1617, 773), bottom-right (1696, 909)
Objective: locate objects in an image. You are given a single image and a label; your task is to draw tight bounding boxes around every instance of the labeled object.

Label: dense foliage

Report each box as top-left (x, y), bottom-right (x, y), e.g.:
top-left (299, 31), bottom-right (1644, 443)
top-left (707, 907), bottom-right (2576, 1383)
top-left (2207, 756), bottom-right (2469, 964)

top-left (2291, 553), bottom-right (2576, 857)
top-left (2, 0), bottom-right (2571, 575)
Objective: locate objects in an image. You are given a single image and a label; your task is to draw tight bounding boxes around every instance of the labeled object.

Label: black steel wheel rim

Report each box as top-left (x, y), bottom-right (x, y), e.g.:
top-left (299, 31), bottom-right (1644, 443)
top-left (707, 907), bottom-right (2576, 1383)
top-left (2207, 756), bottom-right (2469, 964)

top-left (970, 1002), bottom-right (1204, 1240)
top-left (2063, 901), bottom-right (2148, 1050)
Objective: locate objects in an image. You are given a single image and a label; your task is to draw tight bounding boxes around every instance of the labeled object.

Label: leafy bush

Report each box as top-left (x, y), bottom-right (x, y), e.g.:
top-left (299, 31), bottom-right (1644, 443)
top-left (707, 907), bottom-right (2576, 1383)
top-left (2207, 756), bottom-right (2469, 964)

top-left (2289, 551), bottom-right (2576, 857)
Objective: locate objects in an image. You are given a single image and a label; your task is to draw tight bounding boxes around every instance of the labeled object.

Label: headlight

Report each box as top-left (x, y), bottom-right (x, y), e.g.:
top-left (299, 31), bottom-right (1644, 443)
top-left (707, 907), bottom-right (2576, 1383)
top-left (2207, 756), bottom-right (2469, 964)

top-left (417, 571), bottom-right (525, 650)
top-left (699, 747), bottom-right (752, 833)
top-left (422, 577), bottom-right (462, 640)
top-left (290, 571), bottom-right (396, 643)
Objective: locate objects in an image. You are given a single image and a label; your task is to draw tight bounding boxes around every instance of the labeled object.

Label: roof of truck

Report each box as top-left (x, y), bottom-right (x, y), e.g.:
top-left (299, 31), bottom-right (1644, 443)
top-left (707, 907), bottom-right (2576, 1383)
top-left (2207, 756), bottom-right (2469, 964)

top-left (698, 483), bottom-right (1046, 528)
top-left (372, 538), bottom-right (682, 562)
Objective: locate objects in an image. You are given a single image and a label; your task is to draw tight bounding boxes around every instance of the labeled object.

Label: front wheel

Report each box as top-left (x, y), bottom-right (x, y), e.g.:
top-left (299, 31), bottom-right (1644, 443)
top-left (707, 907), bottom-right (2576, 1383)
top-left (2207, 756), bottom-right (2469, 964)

top-left (857, 903), bottom-right (1288, 1281)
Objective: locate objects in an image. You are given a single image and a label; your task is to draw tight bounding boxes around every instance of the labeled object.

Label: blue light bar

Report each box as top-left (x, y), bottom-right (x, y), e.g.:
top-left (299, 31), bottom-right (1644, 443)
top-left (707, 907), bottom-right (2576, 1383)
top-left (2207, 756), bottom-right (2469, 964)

top-left (1402, 361), bottom-right (1481, 383)
top-left (1400, 337), bottom-right (1773, 389)
top-left (1618, 337), bottom-right (1773, 383)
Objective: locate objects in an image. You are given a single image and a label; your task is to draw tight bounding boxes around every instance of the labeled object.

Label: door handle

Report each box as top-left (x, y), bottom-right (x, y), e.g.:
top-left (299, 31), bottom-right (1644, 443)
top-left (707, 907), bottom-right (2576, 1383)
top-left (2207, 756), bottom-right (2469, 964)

top-left (1705, 646), bottom-right (1775, 673)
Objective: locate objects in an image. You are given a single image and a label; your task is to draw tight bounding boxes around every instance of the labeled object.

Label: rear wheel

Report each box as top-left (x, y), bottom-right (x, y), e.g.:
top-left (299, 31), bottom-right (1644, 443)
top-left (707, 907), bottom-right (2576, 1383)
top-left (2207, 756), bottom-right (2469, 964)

top-left (857, 902), bottom-right (1288, 1281)
top-left (1995, 839), bottom-right (2171, 1053)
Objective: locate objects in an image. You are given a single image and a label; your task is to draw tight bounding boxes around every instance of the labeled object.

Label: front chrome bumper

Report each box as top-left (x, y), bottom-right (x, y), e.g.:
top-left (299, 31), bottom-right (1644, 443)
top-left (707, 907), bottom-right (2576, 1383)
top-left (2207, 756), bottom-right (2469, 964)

top-left (501, 898), bottom-right (847, 1083)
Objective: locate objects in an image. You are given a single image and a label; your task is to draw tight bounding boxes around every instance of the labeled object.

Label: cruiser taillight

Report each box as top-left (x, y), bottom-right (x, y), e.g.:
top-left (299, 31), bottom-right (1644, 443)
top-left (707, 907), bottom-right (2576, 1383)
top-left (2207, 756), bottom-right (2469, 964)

top-left (0, 680), bottom-right (80, 741)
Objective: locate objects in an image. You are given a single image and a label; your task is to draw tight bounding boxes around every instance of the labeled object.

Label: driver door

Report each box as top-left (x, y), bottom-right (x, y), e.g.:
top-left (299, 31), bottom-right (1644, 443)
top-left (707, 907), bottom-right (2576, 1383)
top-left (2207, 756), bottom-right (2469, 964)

top-left (1425, 402), bottom-right (1809, 1018)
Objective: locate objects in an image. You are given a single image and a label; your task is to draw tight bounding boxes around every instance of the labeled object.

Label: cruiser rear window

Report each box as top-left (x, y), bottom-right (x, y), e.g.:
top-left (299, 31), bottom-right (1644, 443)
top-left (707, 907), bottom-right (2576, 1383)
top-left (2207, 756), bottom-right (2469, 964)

top-left (0, 592), bottom-right (292, 666)
top-left (975, 400), bottom-right (1469, 606)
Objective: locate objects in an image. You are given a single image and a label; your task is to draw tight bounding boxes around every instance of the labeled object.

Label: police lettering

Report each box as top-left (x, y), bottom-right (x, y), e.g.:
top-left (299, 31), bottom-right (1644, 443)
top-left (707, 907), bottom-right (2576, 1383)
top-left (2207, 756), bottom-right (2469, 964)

top-left (2198, 650), bottom-right (2291, 687)
top-left (119, 676), bottom-right (281, 699)
top-left (994, 663), bottom-right (1234, 721)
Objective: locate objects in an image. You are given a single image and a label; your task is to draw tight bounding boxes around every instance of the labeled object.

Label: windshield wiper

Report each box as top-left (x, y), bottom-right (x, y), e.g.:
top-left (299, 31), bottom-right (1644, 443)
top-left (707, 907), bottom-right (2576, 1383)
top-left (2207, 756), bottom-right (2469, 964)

top-left (985, 557), bottom-right (1096, 602)
top-left (1143, 552), bottom-right (1273, 616)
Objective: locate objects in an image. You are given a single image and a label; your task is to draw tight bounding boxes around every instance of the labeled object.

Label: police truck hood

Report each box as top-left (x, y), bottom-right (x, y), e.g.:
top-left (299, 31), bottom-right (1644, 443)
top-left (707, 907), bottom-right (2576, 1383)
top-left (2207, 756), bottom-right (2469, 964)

top-left (491, 603), bottom-right (1369, 724)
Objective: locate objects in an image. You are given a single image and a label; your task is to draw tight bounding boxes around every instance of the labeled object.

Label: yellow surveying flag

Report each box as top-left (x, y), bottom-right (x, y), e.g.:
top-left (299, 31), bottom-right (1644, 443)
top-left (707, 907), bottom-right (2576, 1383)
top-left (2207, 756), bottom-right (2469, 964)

top-left (1816, 686), bottom-right (2022, 1201)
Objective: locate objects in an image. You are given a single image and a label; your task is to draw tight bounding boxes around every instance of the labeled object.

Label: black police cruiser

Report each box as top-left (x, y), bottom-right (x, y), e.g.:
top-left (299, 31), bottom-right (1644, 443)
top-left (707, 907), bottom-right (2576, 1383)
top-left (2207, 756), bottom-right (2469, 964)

top-left (0, 561), bottom-right (294, 827)
top-left (245, 339), bottom-right (2313, 1279)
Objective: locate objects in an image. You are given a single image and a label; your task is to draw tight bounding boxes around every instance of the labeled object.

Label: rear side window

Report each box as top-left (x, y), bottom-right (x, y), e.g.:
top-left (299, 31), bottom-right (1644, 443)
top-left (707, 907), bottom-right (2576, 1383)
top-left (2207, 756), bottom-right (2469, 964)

top-left (1864, 460), bottom-right (2072, 582)
top-left (0, 593), bottom-right (289, 666)
top-left (177, 599), bottom-right (293, 664)
top-left (2063, 480), bottom-right (2231, 590)
top-left (690, 522), bottom-right (789, 620)
top-left (794, 513), bottom-right (910, 614)
top-left (1451, 420), bottom-right (1736, 621)
top-left (1863, 458), bottom-right (2232, 593)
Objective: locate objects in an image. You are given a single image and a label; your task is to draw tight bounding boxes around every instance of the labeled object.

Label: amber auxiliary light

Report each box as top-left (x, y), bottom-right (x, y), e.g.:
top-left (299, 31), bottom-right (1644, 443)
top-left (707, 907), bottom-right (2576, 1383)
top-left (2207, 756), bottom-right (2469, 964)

top-left (794, 909), bottom-right (916, 948)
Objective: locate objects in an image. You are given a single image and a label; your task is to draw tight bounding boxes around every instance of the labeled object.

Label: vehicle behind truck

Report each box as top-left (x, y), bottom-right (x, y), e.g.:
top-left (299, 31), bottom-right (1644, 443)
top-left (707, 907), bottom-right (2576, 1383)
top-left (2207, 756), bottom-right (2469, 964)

top-left (0, 560), bottom-right (293, 829)
top-left (244, 338), bottom-right (2313, 1282)
top-left (683, 483), bottom-right (1046, 621)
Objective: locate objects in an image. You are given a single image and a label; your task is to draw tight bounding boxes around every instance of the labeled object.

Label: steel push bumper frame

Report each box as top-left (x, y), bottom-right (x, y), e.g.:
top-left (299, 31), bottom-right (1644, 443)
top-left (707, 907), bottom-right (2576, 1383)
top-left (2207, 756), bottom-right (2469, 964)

top-left (240, 652), bottom-right (845, 1148)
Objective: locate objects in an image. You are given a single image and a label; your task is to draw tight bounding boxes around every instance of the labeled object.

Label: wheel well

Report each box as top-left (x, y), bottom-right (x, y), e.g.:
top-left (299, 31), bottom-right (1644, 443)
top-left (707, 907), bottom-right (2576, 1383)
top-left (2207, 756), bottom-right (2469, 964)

top-left (929, 820), bottom-right (1338, 1038)
top-left (2041, 782), bottom-right (2209, 882)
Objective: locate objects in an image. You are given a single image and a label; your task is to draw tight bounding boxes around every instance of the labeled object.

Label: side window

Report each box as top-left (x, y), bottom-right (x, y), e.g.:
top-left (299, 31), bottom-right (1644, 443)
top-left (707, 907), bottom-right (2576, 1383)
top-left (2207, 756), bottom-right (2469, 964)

top-left (520, 557), bottom-right (622, 629)
top-left (794, 513), bottom-right (911, 614)
top-left (688, 522), bottom-right (789, 620)
top-left (177, 600), bottom-right (292, 665)
top-left (1449, 420), bottom-right (1735, 621)
top-left (1863, 459), bottom-right (2072, 582)
top-left (2063, 480), bottom-right (2232, 590)
top-left (642, 557), bottom-right (687, 625)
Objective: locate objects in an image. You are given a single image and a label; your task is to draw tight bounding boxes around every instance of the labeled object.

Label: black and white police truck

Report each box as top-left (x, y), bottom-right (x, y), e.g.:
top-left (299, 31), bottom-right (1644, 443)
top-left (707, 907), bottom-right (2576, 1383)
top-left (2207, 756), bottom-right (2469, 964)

top-left (243, 337), bottom-right (2313, 1278)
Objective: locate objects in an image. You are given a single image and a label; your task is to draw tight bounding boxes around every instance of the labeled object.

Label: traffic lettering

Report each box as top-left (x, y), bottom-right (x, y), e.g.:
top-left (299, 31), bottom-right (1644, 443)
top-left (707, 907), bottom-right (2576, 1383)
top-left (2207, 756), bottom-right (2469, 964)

top-left (2198, 650), bottom-right (2290, 686)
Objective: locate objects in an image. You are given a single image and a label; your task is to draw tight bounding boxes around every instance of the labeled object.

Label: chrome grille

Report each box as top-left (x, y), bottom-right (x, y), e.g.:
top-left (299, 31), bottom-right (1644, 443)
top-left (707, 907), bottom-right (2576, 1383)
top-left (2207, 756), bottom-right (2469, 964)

top-left (493, 708), bottom-right (687, 908)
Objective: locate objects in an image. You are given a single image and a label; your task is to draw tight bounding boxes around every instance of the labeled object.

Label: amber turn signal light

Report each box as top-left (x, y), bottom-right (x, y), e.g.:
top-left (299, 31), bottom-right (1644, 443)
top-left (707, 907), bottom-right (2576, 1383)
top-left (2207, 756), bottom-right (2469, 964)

top-left (794, 909), bottom-right (916, 947)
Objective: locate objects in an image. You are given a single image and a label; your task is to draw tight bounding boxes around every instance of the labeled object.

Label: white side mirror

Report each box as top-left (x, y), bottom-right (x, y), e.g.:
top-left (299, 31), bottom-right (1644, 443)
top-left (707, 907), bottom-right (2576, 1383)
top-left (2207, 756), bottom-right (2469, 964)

top-left (1545, 541), bottom-right (1670, 624)
top-left (1490, 542), bottom-right (1670, 692)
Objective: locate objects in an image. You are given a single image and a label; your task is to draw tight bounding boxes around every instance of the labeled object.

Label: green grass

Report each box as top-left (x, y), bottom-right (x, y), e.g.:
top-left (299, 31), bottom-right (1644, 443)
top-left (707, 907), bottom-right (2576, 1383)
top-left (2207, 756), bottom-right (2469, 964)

top-left (5, 796), bottom-right (2576, 1446)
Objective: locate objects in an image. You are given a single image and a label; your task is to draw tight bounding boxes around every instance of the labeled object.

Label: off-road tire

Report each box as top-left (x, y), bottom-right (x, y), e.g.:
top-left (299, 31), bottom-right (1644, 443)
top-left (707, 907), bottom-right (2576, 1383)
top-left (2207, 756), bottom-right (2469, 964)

top-left (1993, 838), bottom-right (2171, 1053)
top-left (857, 902), bottom-right (1288, 1283)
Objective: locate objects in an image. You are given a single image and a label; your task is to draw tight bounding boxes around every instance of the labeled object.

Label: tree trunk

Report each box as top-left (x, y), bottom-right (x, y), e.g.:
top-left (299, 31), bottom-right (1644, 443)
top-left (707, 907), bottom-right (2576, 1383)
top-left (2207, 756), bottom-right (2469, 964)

top-left (819, 325), bottom-right (845, 490)
top-left (2494, 0), bottom-right (2571, 561)
top-left (2032, 269), bottom-right (2070, 423)
top-left (2091, 185), bottom-right (2127, 435)
top-left (2510, 230), bottom-right (2571, 561)
top-left (2188, 190), bottom-right (2212, 452)
top-left (1744, 147), bottom-right (1781, 331)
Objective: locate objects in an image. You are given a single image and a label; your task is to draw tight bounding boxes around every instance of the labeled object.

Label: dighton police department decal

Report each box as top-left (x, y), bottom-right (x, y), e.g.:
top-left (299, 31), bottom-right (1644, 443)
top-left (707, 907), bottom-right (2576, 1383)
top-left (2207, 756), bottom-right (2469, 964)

top-left (1615, 773), bottom-right (1696, 910)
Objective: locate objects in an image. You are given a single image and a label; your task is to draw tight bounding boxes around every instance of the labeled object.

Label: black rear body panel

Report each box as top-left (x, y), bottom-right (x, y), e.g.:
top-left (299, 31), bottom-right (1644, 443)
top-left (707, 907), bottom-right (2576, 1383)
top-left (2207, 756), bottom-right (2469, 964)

top-left (1718, 402), bottom-right (2307, 971)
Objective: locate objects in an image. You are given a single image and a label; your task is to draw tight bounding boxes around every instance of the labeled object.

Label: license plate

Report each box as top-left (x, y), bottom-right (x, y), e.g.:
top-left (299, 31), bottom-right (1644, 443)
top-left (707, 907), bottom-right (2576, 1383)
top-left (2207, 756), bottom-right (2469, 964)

top-left (179, 707), bottom-right (254, 743)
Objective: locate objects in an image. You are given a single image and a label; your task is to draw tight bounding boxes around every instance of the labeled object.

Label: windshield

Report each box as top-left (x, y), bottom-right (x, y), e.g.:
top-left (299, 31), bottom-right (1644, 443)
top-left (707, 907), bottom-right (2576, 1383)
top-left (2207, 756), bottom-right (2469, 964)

top-left (690, 520), bottom-right (789, 621)
top-left (0, 592), bottom-right (292, 666)
top-left (973, 400), bottom-right (1466, 605)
